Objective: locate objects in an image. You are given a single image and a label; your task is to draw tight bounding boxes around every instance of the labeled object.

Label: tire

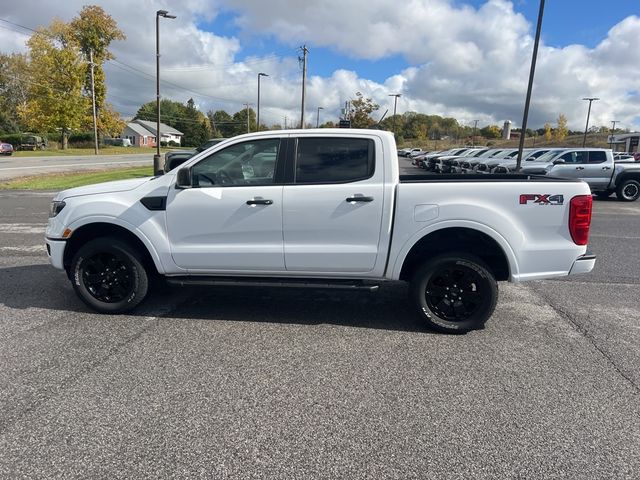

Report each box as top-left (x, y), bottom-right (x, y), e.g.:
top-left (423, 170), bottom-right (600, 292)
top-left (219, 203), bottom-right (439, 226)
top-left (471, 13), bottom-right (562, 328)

top-left (70, 237), bottom-right (149, 313)
top-left (616, 179), bottom-right (640, 202)
top-left (410, 253), bottom-right (498, 333)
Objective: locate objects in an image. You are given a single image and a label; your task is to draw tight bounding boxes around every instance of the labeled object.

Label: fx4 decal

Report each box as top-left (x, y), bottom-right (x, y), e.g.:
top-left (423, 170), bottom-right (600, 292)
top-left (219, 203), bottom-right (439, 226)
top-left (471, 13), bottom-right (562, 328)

top-left (519, 194), bottom-right (564, 205)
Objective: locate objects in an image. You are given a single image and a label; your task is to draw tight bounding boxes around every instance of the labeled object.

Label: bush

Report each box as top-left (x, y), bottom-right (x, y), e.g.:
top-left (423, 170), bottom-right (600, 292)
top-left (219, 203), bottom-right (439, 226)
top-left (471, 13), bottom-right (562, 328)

top-left (160, 141), bottom-right (168, 147)
top-left (0, 133), bottom-right (22, 146)
top-left (168, 140), bottom-right (179, 147)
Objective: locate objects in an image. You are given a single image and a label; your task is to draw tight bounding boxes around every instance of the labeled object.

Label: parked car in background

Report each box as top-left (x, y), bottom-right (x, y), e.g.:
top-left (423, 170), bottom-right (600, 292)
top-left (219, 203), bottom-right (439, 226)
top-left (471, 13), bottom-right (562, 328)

top-left (164, 138), bottom-right (227, 172)
top-left (613, 153), bottom-right (636, 162)
top-left (104, 138), bottom-right (132, 147)
top-left (0, 141), bottom-right (14, 156)
top-left (519, 148), bottom-right (640, 201)
top-left (19, 134), bottom-right (47, 151)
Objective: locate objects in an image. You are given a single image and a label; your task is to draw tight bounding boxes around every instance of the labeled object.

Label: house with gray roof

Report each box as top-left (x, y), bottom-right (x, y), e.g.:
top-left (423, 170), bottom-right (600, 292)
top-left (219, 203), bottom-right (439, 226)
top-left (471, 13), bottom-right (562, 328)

top-left (120, 120), bottom-right (184, 147)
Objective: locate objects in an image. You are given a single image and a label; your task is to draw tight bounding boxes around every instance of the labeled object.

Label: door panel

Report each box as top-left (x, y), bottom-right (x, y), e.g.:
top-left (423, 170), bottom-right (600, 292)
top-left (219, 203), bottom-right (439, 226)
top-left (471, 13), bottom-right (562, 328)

top-left (166, 186), bottom-right (284, 271)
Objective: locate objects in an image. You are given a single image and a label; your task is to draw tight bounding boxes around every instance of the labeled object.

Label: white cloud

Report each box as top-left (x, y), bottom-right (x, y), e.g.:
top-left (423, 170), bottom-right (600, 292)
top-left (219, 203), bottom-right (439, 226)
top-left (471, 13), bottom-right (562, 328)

top-left (1, 0), bottom-right (639, 130)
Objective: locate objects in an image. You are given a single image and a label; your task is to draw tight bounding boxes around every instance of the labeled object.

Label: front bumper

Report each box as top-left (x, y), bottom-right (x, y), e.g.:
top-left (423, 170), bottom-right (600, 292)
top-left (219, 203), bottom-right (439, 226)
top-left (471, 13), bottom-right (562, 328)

top-left (569, 254), bottom-right (596, 275)
top-left (45, 238), bottom-right (67, 270)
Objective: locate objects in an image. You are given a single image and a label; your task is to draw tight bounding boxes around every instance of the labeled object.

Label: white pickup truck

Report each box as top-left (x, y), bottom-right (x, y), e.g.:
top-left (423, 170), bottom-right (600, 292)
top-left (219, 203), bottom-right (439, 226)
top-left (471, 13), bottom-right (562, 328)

top-left (46, 129), bottom-right (595, 333)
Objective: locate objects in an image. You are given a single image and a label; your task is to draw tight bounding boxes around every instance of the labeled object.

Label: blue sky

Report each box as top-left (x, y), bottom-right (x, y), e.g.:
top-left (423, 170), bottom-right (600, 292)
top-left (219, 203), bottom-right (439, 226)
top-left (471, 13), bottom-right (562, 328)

top-left (201, 0), bottom-right (639, 83)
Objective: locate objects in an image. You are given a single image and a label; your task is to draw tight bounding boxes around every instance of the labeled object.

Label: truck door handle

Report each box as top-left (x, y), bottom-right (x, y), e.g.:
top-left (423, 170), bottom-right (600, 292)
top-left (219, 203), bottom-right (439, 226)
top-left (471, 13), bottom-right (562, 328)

top-left (576, 166), bottom-right (584, 170)
top-left (346, 196), bottom-right (374, 203)
top-left (602, 166), bottom-right (611, 170)
top-left (246, 199), bottom-right (273, 205)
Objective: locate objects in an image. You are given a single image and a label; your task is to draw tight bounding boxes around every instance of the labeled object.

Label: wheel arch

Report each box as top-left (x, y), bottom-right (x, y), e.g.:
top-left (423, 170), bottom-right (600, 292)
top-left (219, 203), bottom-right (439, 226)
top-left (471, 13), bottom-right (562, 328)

top-left (63, 220), bottom-right (163, 276)
top-left (393, 223), bottom-right (518, 282)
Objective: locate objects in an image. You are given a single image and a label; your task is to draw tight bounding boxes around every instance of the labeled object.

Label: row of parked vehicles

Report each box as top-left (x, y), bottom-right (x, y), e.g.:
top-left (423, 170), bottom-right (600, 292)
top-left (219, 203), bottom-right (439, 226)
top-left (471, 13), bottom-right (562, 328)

top-left (399, 146), bottom-right (640, 201)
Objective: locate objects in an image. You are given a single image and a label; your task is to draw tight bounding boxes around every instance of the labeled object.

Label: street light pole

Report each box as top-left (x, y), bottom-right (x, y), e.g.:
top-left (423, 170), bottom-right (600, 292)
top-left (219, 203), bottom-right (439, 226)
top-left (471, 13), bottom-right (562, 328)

top-left (389, 94), bottom-right (401, 138)
top-left (155, 9), bottom-right (176, 175)
top-left (610, 120), bottom-right (618, 150)
top-left (582, 97), bottom-right (599, 147)
top-left (316, 106), bottom-right (323, 128)
top-left (515, 0), bottom-right (545, 172)
top-left (257, 72), bottom-right (268, 132)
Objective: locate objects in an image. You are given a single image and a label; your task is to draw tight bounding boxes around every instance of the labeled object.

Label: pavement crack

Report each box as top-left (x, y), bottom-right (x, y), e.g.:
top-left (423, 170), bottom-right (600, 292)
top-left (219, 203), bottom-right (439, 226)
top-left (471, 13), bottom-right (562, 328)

top-left (533, 286), bottom-right (640, 395)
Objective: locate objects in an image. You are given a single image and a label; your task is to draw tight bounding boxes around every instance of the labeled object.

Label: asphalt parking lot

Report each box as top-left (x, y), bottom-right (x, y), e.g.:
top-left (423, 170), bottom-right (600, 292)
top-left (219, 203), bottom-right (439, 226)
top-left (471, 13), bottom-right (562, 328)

top-left (0, 177), bottom-right (639, 478)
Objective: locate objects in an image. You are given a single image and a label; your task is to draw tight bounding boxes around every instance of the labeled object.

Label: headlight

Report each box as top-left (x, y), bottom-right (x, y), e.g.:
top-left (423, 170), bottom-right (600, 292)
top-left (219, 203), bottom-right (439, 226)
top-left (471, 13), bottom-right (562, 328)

top-left (49, 200), bottom-right (66, 218)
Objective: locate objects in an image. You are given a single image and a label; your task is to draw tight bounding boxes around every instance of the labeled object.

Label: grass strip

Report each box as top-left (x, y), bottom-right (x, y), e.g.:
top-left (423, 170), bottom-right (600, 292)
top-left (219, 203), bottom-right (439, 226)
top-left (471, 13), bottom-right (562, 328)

top-left (0, 166), bottom-right (154, 190)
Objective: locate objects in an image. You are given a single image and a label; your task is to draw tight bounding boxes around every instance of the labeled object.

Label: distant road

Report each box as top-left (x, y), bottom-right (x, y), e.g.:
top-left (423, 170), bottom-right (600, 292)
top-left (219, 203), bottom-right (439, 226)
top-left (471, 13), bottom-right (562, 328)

top-left (0, 153), bottom-right (153, 180)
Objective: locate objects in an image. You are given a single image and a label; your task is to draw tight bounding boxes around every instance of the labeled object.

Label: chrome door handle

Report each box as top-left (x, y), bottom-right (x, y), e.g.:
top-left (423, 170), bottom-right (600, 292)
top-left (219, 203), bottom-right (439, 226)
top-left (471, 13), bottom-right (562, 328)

top-left (346, 196), bottom-right (374, 203)
top-left (246, 199), bottom-right (273, 205)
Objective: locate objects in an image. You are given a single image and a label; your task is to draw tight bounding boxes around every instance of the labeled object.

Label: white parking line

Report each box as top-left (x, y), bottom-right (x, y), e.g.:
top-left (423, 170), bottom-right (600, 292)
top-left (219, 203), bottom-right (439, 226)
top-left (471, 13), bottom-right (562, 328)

top-left (0, 223), bottom-right (46, 234)
top-left (0, 245), bottom-right (45, 253)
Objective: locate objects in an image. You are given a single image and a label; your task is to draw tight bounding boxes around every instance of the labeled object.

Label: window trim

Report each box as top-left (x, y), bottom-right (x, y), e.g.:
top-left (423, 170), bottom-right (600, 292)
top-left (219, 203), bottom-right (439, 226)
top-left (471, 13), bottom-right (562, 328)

top-left (291, 136), bottom-right (376, 185)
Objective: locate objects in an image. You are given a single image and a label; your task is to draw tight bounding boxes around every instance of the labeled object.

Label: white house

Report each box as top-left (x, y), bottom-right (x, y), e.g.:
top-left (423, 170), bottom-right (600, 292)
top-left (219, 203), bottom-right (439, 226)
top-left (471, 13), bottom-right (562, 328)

top-left (133, 120), bottom-right (184, 146)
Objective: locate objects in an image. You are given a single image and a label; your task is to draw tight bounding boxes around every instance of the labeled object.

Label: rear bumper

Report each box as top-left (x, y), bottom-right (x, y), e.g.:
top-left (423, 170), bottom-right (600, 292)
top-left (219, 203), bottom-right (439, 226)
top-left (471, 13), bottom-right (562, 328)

top-left (569, 254), bottom-right (596, 275)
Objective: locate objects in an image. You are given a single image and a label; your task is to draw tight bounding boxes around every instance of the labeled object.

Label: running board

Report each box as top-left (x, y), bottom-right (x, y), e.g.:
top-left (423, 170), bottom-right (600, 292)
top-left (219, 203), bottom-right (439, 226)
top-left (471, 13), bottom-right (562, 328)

top-left (166, 276), bottom-right (380, 291)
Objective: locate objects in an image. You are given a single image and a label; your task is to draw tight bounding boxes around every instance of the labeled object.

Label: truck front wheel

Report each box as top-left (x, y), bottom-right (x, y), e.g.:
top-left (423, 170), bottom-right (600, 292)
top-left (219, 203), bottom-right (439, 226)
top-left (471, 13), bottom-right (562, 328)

top-left (616, 179), bottom-right (640, 202)
top-left (410, 253), bottom-right (498, 333)
top-left (70, 237), bottom-right (149, 313)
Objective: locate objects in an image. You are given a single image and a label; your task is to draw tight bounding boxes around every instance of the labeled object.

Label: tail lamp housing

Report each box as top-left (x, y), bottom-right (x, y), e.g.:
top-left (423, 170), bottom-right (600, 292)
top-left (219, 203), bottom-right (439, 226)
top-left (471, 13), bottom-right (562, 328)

top-left (569, 195), bottom-right (592, 245)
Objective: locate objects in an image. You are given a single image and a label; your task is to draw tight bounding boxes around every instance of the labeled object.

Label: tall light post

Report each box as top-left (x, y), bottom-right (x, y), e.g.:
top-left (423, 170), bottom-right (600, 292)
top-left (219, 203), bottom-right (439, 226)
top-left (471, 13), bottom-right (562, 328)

top-left (316, 106), bottom-right (323, 128)
top-left (515, 0), bottom-right (545, 172)
top-left (582, 97), bottom-right (599, 147)
top-left (257, 72), bottom-right (268, 132)
top-left (389, 94), bottom-right (401, 137)
top-left (155, 9), bottom-right (176, 175)
top-left (610, 120), bottom-right (619, 150)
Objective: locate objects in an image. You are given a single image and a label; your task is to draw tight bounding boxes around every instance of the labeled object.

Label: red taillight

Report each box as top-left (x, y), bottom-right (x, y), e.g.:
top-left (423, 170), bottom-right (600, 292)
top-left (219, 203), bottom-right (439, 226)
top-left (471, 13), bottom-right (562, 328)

top-left (569, 195), bottom-right (592, 245)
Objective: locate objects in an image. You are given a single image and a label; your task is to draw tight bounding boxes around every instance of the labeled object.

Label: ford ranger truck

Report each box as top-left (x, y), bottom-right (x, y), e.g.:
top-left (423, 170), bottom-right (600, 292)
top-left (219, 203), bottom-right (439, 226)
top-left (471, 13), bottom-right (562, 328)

top-left (45, 129), bottom-right (595, 333)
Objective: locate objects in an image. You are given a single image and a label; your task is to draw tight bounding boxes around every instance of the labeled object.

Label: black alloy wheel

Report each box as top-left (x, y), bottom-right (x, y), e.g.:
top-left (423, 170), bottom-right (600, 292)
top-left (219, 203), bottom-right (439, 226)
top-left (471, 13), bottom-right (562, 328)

top-left (410, 253), bottom-right (498, 333)
top-left (617, 179), bottom-right (640, 202)
top-left (70, 237), bottom-right (149, 313)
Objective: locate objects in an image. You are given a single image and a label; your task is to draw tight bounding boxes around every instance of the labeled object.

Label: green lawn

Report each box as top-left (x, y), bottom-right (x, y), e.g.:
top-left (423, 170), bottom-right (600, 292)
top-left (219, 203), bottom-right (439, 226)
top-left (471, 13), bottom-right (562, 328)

top-left (0, 166), bottom-right (154, 190)
top-left (11, 146), bottom-right (188, 157)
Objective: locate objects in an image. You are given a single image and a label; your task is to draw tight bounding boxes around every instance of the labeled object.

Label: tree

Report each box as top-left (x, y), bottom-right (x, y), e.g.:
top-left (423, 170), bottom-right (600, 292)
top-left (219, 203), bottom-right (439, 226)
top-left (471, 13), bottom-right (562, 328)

top-left (349, 92), bottom-right (379, 128)
top-left (207, 109), bottom-right (235, 138)
top-left (69, 5), bottom-right (126, 137)
top-left (543, 122), bottom-right (553, 142)
top-left (0, 53), bottom-right (29, 132)
top-left (18, 21), bottom-right (88, 148)
top-left (480, 125), bottom-right (501, 139)
top-left (555, 114), bottom-right (568, 141)
top-left (232, 107), bottom-right (256, 136)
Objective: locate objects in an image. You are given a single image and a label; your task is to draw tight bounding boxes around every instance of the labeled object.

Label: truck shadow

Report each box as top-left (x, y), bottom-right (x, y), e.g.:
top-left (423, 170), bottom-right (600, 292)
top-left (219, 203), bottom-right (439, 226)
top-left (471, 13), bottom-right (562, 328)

top-left (0, 264), bottom-right (431, 334)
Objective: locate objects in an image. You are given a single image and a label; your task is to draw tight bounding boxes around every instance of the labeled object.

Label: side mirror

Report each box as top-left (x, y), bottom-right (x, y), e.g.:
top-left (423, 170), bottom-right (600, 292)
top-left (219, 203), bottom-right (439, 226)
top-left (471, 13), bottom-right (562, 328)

top-left (175, 167), bottom-right (192, 189)
top-left (553, 159), bottom-right (565, 165)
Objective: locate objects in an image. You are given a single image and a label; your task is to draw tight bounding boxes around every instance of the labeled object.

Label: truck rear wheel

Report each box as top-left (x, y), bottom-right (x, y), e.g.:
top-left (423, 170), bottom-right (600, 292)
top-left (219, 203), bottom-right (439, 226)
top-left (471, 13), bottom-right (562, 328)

top-left (70, 237), bottom-right (149, 313)
top-left (616, 179), bottom-right (640, 202)
top-left (410, 253), bottom-right (498, 333)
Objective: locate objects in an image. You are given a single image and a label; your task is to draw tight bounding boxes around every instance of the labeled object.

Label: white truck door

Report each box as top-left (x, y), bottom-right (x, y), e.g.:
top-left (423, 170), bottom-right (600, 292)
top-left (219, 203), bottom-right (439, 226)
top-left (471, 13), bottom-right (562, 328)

top-left (166, 137), bottom-right (285, 272)
top-left (282, 136), bottom-right (385, 273)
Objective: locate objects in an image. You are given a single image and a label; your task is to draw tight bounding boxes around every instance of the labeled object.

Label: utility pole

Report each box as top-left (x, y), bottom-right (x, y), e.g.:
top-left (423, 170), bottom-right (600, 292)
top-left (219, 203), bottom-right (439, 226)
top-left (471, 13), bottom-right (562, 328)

top-left (257, 72), bottom-right (268, 131)
top-left (389, 94), bottom-right (401, 138)
top-left (316, 106), bottom-right (323, 128)
top-left (284, 116), bottom-right (288, 129)
top-left (515, 0), bottom-right (545, 172)
top-left (299, 45), bottom-right (308, 128)
top-left (610, 120), bottom-right (618, 150)
top-left (582, 97), bottom-right (599, 147)
top-left (88, 50), bottom-right (99, 155)
top-left (472, 120), bottom-right (479, 147)
top-left (243, 103), bottom-right (250, 134)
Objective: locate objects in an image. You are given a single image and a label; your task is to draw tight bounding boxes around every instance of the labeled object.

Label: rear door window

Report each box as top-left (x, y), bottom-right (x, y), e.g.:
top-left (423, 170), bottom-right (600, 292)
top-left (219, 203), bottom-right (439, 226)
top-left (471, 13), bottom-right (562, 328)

top-left (295, 137), bottom-right (374, 184)
top-left (588, 151), bottom-right (607, 164)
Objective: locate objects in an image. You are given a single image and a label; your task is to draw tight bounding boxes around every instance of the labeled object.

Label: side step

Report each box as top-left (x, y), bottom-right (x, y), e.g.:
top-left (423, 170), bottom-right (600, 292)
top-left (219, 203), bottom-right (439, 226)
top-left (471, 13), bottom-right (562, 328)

top-left (166, 276), bottom-right (380, 292)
